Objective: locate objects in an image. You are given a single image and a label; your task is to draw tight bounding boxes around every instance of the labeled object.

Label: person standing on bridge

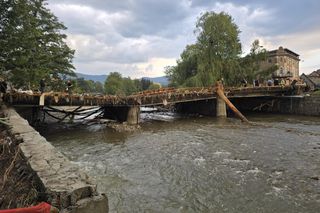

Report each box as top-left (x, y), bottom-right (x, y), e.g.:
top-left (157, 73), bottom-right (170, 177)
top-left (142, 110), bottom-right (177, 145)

top-left (241, 78), bottom-right (248, 87)
top-left (39, 78), bottom-right (45, 94)
top-left (0, 78), bottom-right (7, 102)
top-left (66, 80), bottom-right (73, 95)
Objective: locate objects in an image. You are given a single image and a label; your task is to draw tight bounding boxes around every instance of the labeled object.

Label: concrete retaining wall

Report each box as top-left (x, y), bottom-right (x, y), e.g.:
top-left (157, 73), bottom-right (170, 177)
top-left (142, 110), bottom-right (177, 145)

top-left (230, 96), bottom-right (320, 116)
top-left (174, 96), bottom-right (320, 117)
top-left (4, 106), bottom-right (108, 212)
top-left (275, 96), bottom-right (320, 116)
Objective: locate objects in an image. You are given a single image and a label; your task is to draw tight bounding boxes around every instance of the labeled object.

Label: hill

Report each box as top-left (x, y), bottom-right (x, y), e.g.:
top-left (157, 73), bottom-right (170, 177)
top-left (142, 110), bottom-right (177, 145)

top-left (75, 73), bottom-right (169, 86)
top-left (75, 73), bottom-right (107, 83)
top-left (142, 76), bottom-right (169, 86)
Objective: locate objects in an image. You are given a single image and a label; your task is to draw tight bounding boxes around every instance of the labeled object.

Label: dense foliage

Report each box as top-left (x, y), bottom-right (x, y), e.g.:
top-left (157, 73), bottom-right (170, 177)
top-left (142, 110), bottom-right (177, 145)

top-left (73, 78), bottom-right (104, 94)
top-left (165, 12), bottom-right (276, 87)
top-left (104, 72), bottom-right (160, 95)
top-left (0, 0), bottom-right (75, 89)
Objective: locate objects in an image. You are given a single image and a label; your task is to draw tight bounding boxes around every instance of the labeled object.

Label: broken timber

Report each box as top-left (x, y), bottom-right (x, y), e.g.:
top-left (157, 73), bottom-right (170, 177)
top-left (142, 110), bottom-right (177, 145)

top-left (4, 85), bottom-right (302, 107)
top-left (215, 81), bottom-right (250, 123)
top-left (3, 84), bottom-right (305, 124)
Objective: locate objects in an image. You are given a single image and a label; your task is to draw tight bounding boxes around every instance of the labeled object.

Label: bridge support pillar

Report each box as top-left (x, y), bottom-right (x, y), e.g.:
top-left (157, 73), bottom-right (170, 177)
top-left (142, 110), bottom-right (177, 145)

top-left (127, 106), bottom-right (140, 125)
top-left (103, 105), bottom-right (140, 125)
top-left (216, 96), bottom-right (227, 117)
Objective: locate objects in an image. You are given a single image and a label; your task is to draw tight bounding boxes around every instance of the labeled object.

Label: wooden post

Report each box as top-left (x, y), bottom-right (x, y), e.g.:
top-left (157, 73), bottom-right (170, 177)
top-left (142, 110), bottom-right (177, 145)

top-left (215, 81), bottom-right (249, 123)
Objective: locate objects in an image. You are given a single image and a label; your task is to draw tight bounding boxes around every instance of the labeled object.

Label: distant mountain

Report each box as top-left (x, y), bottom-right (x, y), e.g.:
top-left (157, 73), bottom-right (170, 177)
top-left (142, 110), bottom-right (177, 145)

top-left (75, 73), bottom-right (107, 83)
top-left (143, 76), bottom-right (169, 86)
top-left (76, 72), bottom-right (169, 86)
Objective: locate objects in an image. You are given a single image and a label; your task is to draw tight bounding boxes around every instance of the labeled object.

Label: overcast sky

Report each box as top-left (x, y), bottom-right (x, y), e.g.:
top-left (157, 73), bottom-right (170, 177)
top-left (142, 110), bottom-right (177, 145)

top-left (47, 0), bottom-right (320, 77)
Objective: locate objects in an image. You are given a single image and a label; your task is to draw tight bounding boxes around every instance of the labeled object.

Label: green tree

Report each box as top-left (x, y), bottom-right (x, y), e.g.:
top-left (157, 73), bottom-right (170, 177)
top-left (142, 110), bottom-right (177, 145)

top-left (133, 79), bottom-right (142, 91)
top-left (195, 12), bottom-right (241, 86)
top-left (239, 40), bottom-right (277, 84)
top-left (148, 83), bottom-right (161, 90)
top-left (141, 78), bottom-right (152, 90)
top-left (165, 44), bottom-right (199, 87)
top-left (166, 12), bottom-right (242, 87)
top-left (94, 81), bottom-right (104, 94)
top-left (104, 72), bottom-right (124, 95)
top-left (104, 72), bottom-right (160, 95)
top-left (75, 78), bottom-right (94, 93)
top-left (122, 77), bottom-right (138, 95)
top-left (0, 0), bottom-right (75, 89)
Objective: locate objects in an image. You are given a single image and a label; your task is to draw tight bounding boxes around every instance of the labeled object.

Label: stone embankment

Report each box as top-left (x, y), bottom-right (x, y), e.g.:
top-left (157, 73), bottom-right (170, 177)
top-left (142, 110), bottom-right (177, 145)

top-left (276, 95), bottom-right (320, 116)
top-left (229, 95), bottom-right (320, 116)
top-left (3, 106), bottom-right (108, 212)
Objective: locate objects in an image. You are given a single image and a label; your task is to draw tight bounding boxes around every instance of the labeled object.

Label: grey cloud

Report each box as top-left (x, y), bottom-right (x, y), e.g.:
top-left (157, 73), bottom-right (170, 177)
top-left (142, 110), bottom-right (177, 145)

top-left (116, 0), bottom-right (190, 38)
top-left (49, 0), bottom-right (192, 38)
top-left (46, 0), bottom-right (320, 76)
top-left (74, 61), bottom-right (142, 77)
top-left (69, 34), bottom-right (186, 64)
top-left (48, 0), bottom-right (132, 12)
top-left (191, 0), bottom-right (320, 35)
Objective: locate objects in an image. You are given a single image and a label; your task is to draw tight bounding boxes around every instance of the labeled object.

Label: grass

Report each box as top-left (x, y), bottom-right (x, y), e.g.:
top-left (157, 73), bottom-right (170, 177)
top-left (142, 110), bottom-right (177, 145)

top-left (311, 90), bottom-right (320, 96)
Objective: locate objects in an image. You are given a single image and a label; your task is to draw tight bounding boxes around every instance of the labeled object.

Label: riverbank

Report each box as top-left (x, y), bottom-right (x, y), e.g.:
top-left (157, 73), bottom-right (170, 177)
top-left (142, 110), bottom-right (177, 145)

top-left (0, 105), bottom-right (108, 212)
top-left (0, 126), bottom-right (43, 209)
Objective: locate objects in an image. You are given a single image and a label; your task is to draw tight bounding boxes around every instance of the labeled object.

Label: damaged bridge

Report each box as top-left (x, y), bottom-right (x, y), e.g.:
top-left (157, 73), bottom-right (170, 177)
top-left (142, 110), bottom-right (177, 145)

top-left (4, 85), bottom-right (305, 124)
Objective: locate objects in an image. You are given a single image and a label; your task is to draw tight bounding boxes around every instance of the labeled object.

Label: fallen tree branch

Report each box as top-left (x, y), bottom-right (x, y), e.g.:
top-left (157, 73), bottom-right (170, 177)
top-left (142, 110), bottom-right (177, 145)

top-left (1, 148), bottom-right (20, 190)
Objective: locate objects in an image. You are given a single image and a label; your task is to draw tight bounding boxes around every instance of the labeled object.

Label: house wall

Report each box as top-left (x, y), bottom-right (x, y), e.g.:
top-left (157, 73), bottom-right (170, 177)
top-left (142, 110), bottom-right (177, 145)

top-left (260, 47), bottom-right (300, 79)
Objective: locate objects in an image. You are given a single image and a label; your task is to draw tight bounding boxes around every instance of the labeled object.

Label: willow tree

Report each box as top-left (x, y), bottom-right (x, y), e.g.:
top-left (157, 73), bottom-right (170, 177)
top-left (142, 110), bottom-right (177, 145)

top-left (165, 44), bottom-right (200, 87)
top-left (0, 0), bottom-right (75, 89)
top-left (165, 12), bottom-right (242, 87)
top-left (195, 12), bottom-right (242, 86)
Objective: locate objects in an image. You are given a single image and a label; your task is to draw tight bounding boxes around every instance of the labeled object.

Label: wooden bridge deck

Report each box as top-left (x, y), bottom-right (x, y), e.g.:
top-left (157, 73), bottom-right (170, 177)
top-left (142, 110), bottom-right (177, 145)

top-left (4, 85), bottom-right (300, 107)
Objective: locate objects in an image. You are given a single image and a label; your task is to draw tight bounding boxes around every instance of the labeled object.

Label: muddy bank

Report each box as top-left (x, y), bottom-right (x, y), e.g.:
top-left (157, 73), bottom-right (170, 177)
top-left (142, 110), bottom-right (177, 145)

top-left (0, 127), bottom-right (46, 209)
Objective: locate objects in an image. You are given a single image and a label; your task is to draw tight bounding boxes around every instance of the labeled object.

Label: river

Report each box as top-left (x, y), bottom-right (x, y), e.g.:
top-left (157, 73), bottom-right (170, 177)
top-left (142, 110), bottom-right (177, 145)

top-left (39, 113), bottom-right (320, 213)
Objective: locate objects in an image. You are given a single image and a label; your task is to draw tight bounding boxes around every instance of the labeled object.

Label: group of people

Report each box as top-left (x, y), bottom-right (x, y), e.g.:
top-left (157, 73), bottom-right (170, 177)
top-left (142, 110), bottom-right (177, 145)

top-left (266, 78), bottom-right (287, 87)
top-left (0, 77), bottom-right (74, 95)
top-left (240, 78), bottom-right (289, 87)
top-left (39, 79), bottom-right (73, 94)
top-left (240, 79), bottom-right (261, 87)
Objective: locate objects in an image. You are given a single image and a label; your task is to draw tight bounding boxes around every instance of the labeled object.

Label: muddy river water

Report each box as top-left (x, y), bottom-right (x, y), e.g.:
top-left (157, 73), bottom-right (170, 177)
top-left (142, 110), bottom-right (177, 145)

top-left (40, 113), bottom-right (320, 213)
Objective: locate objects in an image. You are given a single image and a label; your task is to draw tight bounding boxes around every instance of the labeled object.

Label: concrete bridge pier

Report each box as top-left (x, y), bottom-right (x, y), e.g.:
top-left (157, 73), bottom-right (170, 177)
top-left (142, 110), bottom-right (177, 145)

top-left (103, 105), bottom-right (140, 125)
top-left (126, 105), bottom-right (140, 125)
top-left (216, 96), bottom-right (227, 117)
